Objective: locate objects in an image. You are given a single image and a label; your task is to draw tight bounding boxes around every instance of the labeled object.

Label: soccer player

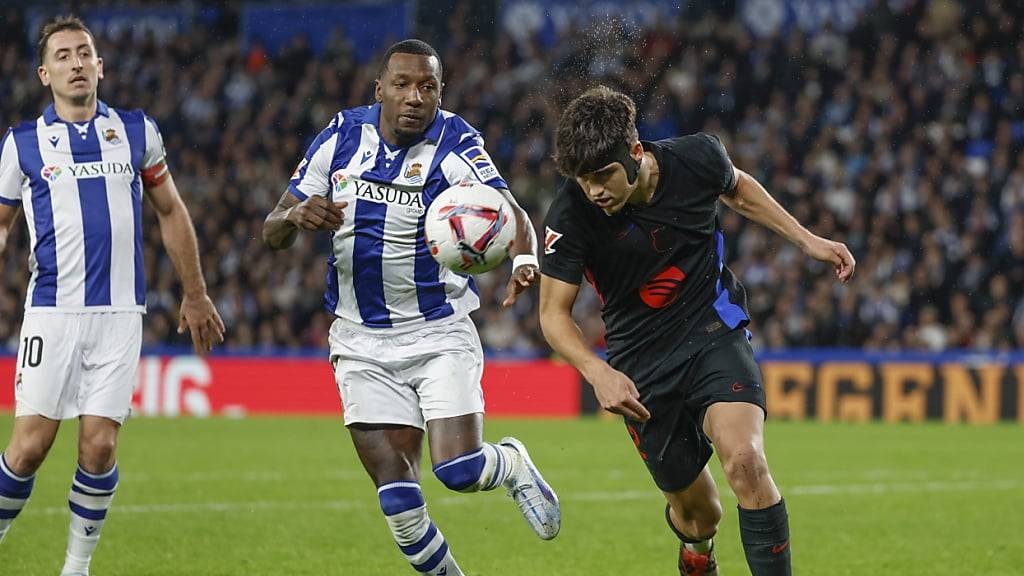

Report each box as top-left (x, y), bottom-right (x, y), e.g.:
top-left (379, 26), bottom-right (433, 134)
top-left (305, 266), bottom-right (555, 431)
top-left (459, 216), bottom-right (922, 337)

top-left (0, 16), bottom-right (224, 575)
top-left (539, 86), bottom-right (856, 575)
top-left (263, 39), bottom-right (560, 575)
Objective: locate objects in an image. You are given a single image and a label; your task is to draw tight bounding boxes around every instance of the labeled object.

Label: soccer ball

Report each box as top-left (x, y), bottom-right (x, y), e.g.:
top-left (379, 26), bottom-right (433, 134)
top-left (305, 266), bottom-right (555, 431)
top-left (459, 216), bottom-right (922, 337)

top-left (424, 182), bottom-right (516, 274)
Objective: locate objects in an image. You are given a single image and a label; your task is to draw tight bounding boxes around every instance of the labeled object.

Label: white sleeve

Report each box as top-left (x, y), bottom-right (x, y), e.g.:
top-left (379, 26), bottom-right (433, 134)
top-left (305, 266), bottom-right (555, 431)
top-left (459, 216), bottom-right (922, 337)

top-left (440, 134), bottom-right (509, 189)
top-left (140, 116), bottom-right (170, 188)
top-left (288, 125), bottom-right (339, 200)
top-left (0, 129), bottom-right (25, 206)
top-left (142, 116), bottom-right (166, 170)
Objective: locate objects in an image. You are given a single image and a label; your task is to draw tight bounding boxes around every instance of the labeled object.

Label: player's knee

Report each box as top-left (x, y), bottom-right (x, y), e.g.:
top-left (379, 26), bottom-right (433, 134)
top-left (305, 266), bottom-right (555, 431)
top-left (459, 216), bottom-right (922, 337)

top-left (432, 449), bottom-right (486, 492)
top-left (378, 482), bottom-right (429, 545)
top-left (5, 437), bottom-right (54, 475)
top-left (78, 434), bottom-right (117, 473)
top-left (721, 447), bottom-right (770, 494)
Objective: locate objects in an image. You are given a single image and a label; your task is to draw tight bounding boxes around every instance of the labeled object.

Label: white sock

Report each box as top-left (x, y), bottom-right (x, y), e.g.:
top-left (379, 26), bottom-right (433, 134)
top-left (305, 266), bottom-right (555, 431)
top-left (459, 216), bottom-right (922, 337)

top-left (61, 463), bottom-right (118, 575)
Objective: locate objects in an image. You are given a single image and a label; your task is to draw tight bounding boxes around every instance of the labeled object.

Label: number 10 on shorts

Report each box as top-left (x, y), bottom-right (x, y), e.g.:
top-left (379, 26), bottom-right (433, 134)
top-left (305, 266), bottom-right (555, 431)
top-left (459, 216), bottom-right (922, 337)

top-left (20, 336), bottom-right (43, 368)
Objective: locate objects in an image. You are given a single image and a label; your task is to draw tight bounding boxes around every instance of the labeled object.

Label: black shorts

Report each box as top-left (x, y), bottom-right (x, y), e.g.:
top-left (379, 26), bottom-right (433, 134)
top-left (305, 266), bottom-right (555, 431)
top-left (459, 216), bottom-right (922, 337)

top-left (622, 328), bottom-right (766, 492)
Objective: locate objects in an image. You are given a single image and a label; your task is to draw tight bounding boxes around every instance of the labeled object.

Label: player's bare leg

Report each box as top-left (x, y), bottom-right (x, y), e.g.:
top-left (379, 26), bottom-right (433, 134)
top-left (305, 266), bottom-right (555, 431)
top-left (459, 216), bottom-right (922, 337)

top-left (427, 413), bottom-right (560, 540)
top-left (704, 402), bottom-right (790, 576)
top-left (0, 415), bottom-right (60, 544)
top-left (349, 424), bottom-right (463, 575)
top-left (663, 467), bottom-right (721, 575)
top-left (78, 416), bottom-right (119, 474)
top-left (60, 416), bottom-right (122, 576)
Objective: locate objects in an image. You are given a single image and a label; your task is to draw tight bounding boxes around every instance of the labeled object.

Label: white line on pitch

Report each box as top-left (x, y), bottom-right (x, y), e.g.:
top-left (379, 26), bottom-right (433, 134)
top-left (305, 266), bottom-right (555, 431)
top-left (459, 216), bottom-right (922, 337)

top-left (27, 466), bottom-right (992, 486)
top-left (24, 478), bottom-right (1022, 517)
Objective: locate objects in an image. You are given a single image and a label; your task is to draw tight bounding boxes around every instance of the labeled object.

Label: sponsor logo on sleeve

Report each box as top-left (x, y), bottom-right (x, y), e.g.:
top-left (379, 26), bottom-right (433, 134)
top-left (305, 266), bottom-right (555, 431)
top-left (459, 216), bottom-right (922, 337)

top-left (543, 226), bottom-right (562, 255)
top-left (459, 145), bottom-right (499, 182)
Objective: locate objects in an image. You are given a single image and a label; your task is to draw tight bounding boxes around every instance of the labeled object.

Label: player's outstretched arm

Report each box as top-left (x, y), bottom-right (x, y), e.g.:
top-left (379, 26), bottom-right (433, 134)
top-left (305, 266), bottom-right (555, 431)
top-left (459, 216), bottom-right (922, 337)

top-left (539, 274), bottom-right (650, 422)
top-left (720, 168), bottom-right (856, 283)
top-left (262, 191), bottom-right (347, 251)
top-left (496, 188), bottom-right (539, 308)
top-left (0, 204), bottom-right (20, 255)
top-left (146, 173), bottom-right (225, 355)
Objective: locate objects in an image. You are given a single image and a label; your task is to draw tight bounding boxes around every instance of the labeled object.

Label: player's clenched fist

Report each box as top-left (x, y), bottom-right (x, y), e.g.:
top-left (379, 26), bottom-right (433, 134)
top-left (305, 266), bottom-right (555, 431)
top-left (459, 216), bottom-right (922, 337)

top-left (287, 196), bottom-right (348, 231)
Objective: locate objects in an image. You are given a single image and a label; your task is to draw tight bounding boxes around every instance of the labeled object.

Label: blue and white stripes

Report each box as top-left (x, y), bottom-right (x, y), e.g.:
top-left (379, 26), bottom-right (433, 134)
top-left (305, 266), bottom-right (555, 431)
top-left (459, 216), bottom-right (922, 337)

top-left (432, 444), bottom-right (510, 493)
top-left (69, 464), bottom-right (118, 523)
top-left (0, 453), bottom-right (35, 543)
top-left (288, 104), bottom-right (507, 330)
top-left (378, 481), bottom-right (461, 575)
top-left (62, 464), bottom-right (119, 574)
top-left (0, 101), bottom-right (162, 311)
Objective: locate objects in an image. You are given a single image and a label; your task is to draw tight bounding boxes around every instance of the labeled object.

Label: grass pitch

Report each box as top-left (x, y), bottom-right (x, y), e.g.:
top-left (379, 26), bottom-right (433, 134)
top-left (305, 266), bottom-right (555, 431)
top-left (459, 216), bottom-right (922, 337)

top-left (0, 415), bottom-right (1021, 575)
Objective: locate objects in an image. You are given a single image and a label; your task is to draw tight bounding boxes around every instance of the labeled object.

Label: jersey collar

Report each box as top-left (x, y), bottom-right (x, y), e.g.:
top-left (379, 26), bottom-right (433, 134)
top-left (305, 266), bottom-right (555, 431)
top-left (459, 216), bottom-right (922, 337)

top-left (43, 100), bottom-right (110, 126)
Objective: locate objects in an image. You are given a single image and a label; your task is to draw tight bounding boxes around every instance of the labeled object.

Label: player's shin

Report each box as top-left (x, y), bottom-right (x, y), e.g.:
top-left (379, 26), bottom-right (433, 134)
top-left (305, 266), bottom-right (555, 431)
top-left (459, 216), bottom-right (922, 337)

top-left (0, 453), bottom-right (35, 544)
top-left (432, 443), bottom-right (514, 492)
top-left (378, 481), bottom-right (464, 575)
top-left (738, 498), bottom-right (791, 576)
top-left (60, 463), bottom-right (119, 576)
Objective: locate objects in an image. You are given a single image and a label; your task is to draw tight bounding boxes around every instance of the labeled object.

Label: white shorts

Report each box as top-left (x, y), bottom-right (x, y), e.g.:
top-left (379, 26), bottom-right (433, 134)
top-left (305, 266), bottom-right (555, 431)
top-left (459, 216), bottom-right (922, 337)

top-left (329, 315), bottom-right (485, 429)
top-left (14, 312), bottom-right (142, 424)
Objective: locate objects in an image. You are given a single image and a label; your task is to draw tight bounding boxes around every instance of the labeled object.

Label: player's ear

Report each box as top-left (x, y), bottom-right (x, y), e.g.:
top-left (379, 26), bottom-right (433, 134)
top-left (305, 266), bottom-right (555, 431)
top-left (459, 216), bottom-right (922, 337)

top-left (38, 65), bottom-right (50, 87)
top-left (374, 78), bottom-right (382, 103)
top-left (96, 56), bottom-right (104, 80)
top-left (631, 140), bottom-right (644, 161)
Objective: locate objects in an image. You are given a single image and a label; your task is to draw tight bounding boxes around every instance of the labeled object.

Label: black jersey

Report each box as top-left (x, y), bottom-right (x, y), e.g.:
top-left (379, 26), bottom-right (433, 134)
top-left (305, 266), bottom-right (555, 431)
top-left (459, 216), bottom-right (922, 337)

top-left (541, 133), bottom-right (751, 384)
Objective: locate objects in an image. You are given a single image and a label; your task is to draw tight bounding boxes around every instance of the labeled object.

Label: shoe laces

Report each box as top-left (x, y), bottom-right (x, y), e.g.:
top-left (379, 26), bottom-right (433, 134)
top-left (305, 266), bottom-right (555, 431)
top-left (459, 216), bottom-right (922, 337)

top-left (509, 482), bottom-right (548, 511)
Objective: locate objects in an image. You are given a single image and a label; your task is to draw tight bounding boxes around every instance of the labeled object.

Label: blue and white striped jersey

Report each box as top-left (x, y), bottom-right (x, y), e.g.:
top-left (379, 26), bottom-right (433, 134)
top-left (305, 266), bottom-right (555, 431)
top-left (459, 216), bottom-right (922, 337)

top-left (0, 101), bottom-right (166, 313)
top-left (289, 104), bottom-right (509, 331)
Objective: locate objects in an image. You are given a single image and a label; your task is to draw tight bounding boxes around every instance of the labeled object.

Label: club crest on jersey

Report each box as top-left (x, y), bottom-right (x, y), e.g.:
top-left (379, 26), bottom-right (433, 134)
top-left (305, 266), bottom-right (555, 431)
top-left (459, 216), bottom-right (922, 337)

top-left (459, 146), bottom-right (498, 182)
top-left (332, 171), bottom-right (349, 193)
top-left (40, 165), bottom-right (62, 182)
top-left (544, 226), bottom-right (562, 255)
top-left (404, 162), bottom-right (423, 184)
top-left (103, 128), bottom-right (121, 145)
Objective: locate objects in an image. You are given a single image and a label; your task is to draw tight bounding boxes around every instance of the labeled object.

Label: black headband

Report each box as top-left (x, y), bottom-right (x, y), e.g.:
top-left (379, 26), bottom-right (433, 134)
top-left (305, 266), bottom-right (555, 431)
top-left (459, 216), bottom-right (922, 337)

top-left (578, 141), bottom-right (640, 185)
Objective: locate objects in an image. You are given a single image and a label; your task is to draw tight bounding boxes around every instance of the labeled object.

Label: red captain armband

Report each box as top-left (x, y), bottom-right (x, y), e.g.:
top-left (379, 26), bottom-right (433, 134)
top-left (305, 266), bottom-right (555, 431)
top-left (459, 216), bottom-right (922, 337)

top-left (141, 160), bottom-right (170, 188)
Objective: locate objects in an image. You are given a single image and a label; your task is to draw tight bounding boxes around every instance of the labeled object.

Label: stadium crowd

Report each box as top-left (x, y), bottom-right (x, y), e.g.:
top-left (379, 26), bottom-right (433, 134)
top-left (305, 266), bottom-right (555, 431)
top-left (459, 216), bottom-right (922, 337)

top-left (1, 0), bottom-right (1022, 354)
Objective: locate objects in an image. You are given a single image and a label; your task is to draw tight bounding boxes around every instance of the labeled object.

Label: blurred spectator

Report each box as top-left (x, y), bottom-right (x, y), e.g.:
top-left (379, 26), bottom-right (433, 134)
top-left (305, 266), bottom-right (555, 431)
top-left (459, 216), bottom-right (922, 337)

top-left (1, 1), bottom-right (1022, 355)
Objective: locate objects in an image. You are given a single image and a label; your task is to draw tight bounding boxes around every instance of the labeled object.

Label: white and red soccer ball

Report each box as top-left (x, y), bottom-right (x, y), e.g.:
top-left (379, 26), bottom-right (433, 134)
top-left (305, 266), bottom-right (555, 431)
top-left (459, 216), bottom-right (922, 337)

top-left (424, 182), bottom-right (516, 274)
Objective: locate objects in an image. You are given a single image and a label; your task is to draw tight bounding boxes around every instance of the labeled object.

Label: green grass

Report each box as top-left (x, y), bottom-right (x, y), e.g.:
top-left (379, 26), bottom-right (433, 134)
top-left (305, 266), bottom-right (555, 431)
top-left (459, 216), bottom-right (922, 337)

top-left (0, 415), bottom-right (1021, 575)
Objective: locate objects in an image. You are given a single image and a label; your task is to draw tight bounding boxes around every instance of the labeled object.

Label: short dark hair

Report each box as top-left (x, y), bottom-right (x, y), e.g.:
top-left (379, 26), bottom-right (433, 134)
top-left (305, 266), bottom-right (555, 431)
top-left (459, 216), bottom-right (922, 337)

top-left (38, 15), bottom-right (97, 64)
top-left (378, 39), bottom-right (442, 80)
top-left (554, 86), bottom-right (638, 177)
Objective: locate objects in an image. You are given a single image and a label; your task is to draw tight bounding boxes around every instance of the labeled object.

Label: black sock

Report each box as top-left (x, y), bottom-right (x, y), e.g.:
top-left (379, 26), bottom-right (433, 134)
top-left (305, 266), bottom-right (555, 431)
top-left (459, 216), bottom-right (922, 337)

top-left (738, 498), bottom-right (791, 576)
